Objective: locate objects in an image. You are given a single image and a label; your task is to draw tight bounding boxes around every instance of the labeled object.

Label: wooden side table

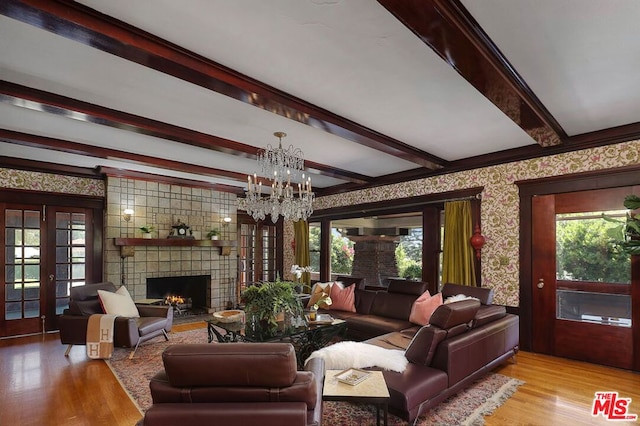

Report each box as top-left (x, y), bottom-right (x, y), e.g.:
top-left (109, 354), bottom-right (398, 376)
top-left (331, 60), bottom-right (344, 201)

top-left (323, 369), bottom-right (390, 426)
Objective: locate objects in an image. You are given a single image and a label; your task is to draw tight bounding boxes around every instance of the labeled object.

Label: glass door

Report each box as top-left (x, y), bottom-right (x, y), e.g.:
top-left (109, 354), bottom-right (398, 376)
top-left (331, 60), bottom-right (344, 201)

top-left (532, 187), bottom-right (637, 369)
top-left (3, 207), bottom-right (42, 336)
top-left (1, 203), bottom-right (96, 337)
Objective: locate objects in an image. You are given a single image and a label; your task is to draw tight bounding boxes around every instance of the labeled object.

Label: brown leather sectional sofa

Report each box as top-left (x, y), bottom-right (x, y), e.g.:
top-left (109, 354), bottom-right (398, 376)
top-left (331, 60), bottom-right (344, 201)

top-left (326, 282), bottom-right (520, 423)
top-left (323, 279), bottom-right (429, 340)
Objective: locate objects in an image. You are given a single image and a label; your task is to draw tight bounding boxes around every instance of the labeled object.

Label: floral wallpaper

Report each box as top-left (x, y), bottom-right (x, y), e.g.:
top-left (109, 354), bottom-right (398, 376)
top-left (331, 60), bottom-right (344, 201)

top-left (0, 168), bottom-right (105, 196)
top-left (294, 140), bottom-right (640, 307)
top-left (4, 140), bottom-right (640, 307)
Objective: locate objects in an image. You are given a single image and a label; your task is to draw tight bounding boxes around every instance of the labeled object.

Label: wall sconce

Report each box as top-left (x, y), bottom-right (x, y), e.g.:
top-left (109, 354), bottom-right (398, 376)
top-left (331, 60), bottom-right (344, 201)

top-left (123, 209), bottom-right (134, 222)
top-left (223, 217), bottom-right (232, 223)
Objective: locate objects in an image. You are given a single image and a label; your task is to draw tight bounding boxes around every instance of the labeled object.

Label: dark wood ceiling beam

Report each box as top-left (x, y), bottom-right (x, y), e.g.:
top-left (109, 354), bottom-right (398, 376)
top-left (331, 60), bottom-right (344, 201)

top-left (0, 128), bottom-right (250, 183)
top-left (0, 155), bottom-right (102, 179)
top-left (0, 0), bottom-right (446, 170)
top-left (0, 80), bottom-right (371, 185)
top-left (377, 0), bottom-right (566, 147)
top-left (320, 122), bottom-right (640, 196)
top-left (98, 166), bottom-right (245, 194)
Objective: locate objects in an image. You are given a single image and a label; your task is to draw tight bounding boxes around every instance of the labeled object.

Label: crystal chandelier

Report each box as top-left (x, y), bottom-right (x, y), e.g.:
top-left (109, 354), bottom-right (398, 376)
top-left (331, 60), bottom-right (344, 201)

top-left (238, 132), bottom-right (314, 222)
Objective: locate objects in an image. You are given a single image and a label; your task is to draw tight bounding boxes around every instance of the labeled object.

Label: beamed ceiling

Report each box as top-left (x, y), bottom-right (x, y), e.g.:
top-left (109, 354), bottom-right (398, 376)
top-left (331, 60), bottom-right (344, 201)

top-left (1, 0), bottom-right (640, 197)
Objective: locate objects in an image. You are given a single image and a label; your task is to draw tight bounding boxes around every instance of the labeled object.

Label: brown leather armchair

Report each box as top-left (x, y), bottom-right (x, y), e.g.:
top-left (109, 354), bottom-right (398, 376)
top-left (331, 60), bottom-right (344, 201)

top-left (140, 343), bottom-right (325, 426)
top-left (58, 282), bottom-right (173, 358)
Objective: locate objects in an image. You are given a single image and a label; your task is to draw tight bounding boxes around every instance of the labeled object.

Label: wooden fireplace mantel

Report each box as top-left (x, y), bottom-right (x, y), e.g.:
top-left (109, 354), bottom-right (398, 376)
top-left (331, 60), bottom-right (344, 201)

top-left (113, 238), bottom-right (237, 255)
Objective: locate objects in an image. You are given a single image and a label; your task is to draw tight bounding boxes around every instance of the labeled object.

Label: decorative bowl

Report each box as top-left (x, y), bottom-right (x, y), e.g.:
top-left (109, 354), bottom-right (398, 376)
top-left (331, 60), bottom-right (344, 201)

top-left (213, 309), bottom-right (244, 323)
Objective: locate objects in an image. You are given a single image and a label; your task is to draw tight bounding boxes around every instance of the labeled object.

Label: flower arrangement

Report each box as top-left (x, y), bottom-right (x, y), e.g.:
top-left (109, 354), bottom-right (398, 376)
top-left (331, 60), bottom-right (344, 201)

top-left (139, 225), bottom-right (155, 233)
top-left (312, 293), bottom-right (332, 311)
top-left (290, 264), bottom-right (312, 279)
top-left (290, 264), bottom-right (313, 293)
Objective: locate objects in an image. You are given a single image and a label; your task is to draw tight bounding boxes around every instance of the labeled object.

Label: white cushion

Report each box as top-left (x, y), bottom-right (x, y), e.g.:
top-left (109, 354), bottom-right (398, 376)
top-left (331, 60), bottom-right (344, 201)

top-left (97, 286), bottom-right (140, 318)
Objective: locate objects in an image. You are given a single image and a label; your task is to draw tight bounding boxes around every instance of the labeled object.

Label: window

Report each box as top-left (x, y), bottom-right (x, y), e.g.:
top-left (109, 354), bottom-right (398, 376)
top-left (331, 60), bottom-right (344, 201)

top-left (555, 211), bottom-right (631, 327)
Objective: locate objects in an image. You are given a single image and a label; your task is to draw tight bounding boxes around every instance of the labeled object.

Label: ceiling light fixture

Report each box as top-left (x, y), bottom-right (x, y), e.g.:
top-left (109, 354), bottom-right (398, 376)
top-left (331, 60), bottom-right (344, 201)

top-left (238, 132), bottom-right (314, 222)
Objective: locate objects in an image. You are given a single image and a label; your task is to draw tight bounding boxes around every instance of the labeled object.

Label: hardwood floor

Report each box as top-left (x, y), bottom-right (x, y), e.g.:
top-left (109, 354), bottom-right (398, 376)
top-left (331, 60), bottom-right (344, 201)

top-left (0, 322), bottom-right (638, 425)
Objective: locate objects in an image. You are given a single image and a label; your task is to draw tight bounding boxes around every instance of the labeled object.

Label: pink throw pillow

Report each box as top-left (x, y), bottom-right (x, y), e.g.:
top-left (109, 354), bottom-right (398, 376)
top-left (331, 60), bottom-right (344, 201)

top-left (409, 291), bottom-right (443, 326)
top-left (328, 283), bottom-right (356, 312)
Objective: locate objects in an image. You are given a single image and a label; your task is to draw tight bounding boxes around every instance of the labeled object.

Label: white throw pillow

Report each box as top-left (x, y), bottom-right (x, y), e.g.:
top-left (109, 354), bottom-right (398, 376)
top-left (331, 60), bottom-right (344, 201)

top-left (97, 286), bottom-right (140, 317)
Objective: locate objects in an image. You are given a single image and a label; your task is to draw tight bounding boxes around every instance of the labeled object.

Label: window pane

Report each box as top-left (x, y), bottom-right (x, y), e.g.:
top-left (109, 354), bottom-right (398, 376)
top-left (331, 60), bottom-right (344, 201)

top-left (6, 284), bottom-right (22, 301)
top-left (24, 300), bottom-right (39, 318)
top-left (557, 290), bottom-right (631, 327)
top-left (309, 222), bottom-right (321, 275)
top-left (5, 210), bottom-right (22, 227)
top-left (56, 281), bottom-right (70, 298)
top-left (56, 212), bottom-right (71, 229)
top-left (56, 230), bottom-right (70, 245)
top-left (24, 265), bottom-right (39, 282)
top-left (71, 247), bottom-right (85, 263)
top-left (72, 264), bottom-right (85, 280)
top-left (24, 210), bottom-right (40, 228)
top-left (5, 265), bottom-right (17, 283)
top-left (556, 212), bottom-right (630, 283)
top-left (71, 230), bottom-right (85, 245)
top-left (330, 226), bottom-right (354, 277)
top-left (56, 247), bottom-right (69, 263)
top-left (24, 284), bottom-right (40, 299)
top-left (5, 302), bottom-right (22, 320)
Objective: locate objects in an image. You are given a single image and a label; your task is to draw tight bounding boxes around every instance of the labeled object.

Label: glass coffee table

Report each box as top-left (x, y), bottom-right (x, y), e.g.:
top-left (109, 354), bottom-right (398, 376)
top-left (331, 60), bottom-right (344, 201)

top-left (206, 314), bottom-right (347, 368)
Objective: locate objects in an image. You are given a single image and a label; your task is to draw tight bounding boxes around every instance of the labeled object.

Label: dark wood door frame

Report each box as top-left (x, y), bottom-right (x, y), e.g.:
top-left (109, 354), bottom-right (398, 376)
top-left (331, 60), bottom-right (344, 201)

top-left (517, 165), bottom-right (640, 371)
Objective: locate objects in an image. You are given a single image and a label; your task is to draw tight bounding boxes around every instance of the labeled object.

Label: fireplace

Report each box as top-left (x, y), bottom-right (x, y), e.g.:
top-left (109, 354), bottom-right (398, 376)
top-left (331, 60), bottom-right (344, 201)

top-left (146, 275), bottom-right (209, 313)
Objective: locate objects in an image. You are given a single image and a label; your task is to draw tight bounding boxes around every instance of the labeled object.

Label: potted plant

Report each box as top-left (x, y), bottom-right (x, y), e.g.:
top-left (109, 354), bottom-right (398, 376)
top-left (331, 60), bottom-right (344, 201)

top-left (241, 279), bottom-right (303, 329)
top-left (603, 194), bottom-right (640, 255)
top-left (139, 225), bottom-right (155, 239)
top-left (206, 228), bottom-right (220, 240)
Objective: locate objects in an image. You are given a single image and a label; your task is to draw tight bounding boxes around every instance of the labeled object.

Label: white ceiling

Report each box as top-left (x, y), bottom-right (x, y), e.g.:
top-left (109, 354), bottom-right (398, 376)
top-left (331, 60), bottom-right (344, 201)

top-left (1, 0), bottom-right (639, 195)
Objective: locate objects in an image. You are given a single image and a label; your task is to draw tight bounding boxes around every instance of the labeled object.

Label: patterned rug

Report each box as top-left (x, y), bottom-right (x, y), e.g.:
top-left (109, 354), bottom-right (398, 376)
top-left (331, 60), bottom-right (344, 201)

top-left (106, 328), bottom-right (523, 426)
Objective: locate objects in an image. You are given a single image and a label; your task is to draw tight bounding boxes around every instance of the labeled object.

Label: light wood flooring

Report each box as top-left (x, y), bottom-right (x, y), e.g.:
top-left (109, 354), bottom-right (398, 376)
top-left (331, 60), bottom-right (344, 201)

top-left (0, 322), bottom-right (638, 426)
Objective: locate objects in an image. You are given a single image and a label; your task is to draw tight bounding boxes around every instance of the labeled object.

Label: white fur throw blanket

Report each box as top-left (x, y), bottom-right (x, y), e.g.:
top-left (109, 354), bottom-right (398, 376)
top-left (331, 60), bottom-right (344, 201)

top-left (304, 341), bottom-right (408, 372)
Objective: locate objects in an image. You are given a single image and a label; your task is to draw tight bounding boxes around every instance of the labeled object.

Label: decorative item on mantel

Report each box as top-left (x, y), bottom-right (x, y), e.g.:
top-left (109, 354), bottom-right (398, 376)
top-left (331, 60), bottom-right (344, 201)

top-left (139, 225), bottom-right (155, 239)
top-left (206, 228), bottom-right (220, 240)
top-left (238, 131), bottom-right (314, 223)
top-left (168, 219), bottom-right (194, 239)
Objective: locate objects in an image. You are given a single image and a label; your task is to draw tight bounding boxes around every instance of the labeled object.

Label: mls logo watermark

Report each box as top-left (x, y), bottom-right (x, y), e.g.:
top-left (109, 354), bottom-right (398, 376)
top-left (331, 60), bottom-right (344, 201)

top-left (592, 392), bottom-right (638, 421)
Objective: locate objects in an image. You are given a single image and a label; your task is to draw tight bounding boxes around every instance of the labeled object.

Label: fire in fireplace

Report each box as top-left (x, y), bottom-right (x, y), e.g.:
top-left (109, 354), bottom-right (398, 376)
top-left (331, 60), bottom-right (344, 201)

top-left (147, 275), bottom-right (209, 315)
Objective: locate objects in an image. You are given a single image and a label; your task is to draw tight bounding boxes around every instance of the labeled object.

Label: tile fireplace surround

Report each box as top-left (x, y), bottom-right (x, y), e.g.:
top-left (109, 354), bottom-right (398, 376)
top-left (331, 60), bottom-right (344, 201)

top-left (104, 177), bottom-right (238, 312)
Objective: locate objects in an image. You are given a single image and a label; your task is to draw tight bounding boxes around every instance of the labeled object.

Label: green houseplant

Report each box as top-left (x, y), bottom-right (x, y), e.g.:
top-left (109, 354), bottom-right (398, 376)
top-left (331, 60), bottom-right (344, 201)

top-left (603, 194), bottom-right (640, 255)
top-left (206, 228), bottom-right (220, 240)
top-left (241, 279), bottom-right (303, 328)
top-left (139, 225), bottom-right (155, 239)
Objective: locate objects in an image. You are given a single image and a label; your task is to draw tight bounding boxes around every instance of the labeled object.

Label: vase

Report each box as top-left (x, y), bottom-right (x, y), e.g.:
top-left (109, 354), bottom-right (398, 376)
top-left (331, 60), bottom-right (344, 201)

top-left (142, 233), bottom-right (152, 239)
top-left (211, 235), bottom-right (219, 240)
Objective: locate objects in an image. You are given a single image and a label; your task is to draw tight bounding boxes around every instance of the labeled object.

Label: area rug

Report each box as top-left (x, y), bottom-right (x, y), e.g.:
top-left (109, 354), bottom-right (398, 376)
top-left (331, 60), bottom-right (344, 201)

top-left (106, 328), bottom-right (524, 425)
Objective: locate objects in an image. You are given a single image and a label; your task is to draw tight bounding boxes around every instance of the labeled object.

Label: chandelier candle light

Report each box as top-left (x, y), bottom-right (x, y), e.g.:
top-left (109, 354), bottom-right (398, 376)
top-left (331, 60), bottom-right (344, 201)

top-left (239, 132), bottom-right (314, 222)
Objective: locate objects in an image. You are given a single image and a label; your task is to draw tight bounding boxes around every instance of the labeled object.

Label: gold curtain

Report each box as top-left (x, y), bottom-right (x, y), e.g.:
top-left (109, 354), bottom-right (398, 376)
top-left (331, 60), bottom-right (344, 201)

top-left (293, 220), bottom-right (311, 291)
top-left (442, 200), bottom-right (476, 286)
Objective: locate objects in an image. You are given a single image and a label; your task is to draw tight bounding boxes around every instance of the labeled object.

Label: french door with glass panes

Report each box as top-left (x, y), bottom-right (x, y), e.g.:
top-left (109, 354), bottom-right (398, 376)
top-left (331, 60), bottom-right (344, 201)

top-left (1, 203), bottom-right (99, 337)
